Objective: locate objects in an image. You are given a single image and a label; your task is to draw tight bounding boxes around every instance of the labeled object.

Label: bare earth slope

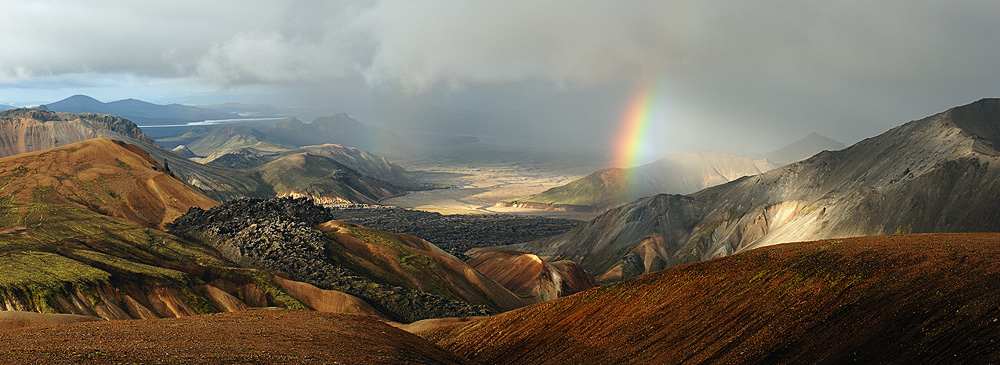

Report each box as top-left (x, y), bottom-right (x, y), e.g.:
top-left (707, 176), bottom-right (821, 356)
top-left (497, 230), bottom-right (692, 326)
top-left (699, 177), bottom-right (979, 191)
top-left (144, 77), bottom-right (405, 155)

top-left (466, 251), bottom-right (596, 303)
top-left (503, 151), bottom-right (773, 211)
top-left (0, 137), bottom-right (217, 229)
top-left (0, 311), bottom-right (468, 364)
top-left (430, 233), bottom-right (1000, 364)
top-left (481, 99), bottom-right (1000, 282)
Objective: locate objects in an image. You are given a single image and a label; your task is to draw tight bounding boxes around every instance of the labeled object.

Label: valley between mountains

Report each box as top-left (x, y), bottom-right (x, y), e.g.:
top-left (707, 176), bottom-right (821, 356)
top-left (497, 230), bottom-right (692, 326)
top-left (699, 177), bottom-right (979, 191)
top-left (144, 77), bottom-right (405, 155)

top-left (1, 98), bottom-right (1000, 363)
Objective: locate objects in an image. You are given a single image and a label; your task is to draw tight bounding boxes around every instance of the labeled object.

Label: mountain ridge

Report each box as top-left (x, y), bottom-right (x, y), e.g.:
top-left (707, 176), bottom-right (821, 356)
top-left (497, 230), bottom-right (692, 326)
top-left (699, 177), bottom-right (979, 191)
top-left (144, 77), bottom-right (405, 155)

top-left (475, 98), bottom-right (1000, 282)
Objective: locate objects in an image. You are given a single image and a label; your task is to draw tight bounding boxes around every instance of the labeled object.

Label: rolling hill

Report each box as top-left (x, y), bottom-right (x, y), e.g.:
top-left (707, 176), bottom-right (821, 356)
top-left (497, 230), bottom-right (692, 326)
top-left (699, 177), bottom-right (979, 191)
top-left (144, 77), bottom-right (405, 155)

top-left (502, 151), bottom-right (773, 211)
top-left (427, 233), bottom-right (1000, 364)
top-left (477, 98), bottom-right (1000, 282)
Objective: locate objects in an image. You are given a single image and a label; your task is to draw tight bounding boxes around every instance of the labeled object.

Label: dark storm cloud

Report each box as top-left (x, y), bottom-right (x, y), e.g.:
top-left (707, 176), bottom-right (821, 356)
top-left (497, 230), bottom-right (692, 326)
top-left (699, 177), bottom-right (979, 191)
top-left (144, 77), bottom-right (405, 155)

top-left (2, 1), bottom-right (999, 158)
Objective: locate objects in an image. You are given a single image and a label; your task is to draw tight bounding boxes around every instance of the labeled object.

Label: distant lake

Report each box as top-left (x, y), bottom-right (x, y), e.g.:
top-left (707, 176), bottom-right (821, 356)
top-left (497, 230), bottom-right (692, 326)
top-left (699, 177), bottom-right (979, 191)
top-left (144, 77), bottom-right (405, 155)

top-left (138, 117), bottom-right (287, 139)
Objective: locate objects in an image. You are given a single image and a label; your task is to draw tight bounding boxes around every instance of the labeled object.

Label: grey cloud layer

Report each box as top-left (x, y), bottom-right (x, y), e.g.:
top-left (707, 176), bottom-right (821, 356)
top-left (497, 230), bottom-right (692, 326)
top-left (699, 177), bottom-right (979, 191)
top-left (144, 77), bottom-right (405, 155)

top-left (2, 1), bottom-right (999, 155)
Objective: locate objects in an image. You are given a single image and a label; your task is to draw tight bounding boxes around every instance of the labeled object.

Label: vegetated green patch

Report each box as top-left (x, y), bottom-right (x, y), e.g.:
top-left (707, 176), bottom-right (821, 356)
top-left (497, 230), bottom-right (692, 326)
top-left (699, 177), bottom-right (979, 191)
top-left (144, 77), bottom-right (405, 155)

top-left (0, 251), bottom-right (110, 289)
top-left (67, 249), bottom-right (187, 282)
top-left (344, 225), bottom-right (410, 252)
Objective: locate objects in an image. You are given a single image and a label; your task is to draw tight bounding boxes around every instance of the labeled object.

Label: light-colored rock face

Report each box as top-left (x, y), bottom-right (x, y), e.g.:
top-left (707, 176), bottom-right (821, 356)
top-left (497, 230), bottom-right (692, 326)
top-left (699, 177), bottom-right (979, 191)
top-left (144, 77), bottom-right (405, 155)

top-left (480, 99), bottom-right (1000, 283)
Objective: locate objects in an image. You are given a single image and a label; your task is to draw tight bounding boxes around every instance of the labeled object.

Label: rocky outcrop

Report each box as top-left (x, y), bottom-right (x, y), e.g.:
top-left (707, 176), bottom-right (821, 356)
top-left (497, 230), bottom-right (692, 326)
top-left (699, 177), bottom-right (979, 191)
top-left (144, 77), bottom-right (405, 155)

top-left (330, 206), bottom-right (580, 260)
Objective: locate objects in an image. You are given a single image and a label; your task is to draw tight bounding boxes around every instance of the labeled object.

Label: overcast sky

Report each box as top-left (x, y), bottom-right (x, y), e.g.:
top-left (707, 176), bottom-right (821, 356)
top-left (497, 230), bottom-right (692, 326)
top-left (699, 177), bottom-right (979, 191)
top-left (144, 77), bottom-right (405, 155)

top-left (2, 1), bottom-right (999, 163)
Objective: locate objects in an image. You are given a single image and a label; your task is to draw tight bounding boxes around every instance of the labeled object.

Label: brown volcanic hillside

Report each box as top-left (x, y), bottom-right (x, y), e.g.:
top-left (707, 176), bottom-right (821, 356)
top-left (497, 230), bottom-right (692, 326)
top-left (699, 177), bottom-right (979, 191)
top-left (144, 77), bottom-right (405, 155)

top-left (0, 310), bottom-right (468, 364)
top-left (429, 233), bottom-right (1000, 364)
top-left (0, 138), bottom-right (217, 229)
top-left (482, 98), bottom-right (1000, 282)
top-left (467, 251), bottom-right (596, 303)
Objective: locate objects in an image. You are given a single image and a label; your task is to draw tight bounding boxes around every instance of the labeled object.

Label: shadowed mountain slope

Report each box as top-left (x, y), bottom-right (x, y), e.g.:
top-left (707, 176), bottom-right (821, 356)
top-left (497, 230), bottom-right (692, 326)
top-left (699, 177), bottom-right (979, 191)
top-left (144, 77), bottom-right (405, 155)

top-left (503, 151), bottom-right (772, 211)
top-left (429, 233), bottom-right (1000, 364)
top-left (477, 99), bottom-right (1000, 282)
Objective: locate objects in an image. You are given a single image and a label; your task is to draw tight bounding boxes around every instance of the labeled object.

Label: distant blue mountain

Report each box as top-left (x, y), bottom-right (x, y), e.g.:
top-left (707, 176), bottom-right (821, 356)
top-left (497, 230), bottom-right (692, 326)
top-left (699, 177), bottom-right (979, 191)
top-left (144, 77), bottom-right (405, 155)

top-left (44, 95), bottom-right (238, 125)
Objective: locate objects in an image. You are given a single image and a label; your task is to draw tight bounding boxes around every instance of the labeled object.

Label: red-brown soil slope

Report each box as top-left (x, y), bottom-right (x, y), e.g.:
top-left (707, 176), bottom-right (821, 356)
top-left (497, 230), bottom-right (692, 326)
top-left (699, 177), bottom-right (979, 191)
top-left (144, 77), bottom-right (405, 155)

top-left (467, 251), bottom-right (596, 302)
top-left (428, 233), bottom-right (1000, 364)
top-left (0, 138), bottom-right (217, 229)
top-left (0, 310), bottom-right (468, 364)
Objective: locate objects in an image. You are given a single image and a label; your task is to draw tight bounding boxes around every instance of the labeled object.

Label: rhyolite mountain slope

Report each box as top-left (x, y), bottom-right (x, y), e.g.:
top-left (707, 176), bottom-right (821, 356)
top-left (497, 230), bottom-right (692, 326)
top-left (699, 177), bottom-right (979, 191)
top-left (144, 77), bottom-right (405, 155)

top-left (0, 139), bottom-right (309, 319)
top-left (478, 98), bottom-right (1000, 282)
top-left (466, 251), bottom-right (596, 303)
top-left (503, 151), bottom-right (773, 211)
top-left (427, 233), bottom-right (1000, 364)
top-left (757, 132), bottom-right (847, 166)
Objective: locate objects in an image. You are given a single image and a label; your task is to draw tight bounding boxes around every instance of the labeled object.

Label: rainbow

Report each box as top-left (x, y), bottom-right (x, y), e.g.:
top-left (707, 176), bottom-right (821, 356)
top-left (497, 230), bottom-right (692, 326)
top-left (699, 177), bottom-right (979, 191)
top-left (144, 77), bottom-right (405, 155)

top-left (612, 79), bottom-right (666, 169)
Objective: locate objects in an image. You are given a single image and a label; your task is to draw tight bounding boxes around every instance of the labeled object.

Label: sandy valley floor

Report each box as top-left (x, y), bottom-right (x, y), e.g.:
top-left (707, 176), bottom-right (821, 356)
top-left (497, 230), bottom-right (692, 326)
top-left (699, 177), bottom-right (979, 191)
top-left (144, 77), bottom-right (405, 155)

top-left (383, 144), bottom-right (604, 221)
